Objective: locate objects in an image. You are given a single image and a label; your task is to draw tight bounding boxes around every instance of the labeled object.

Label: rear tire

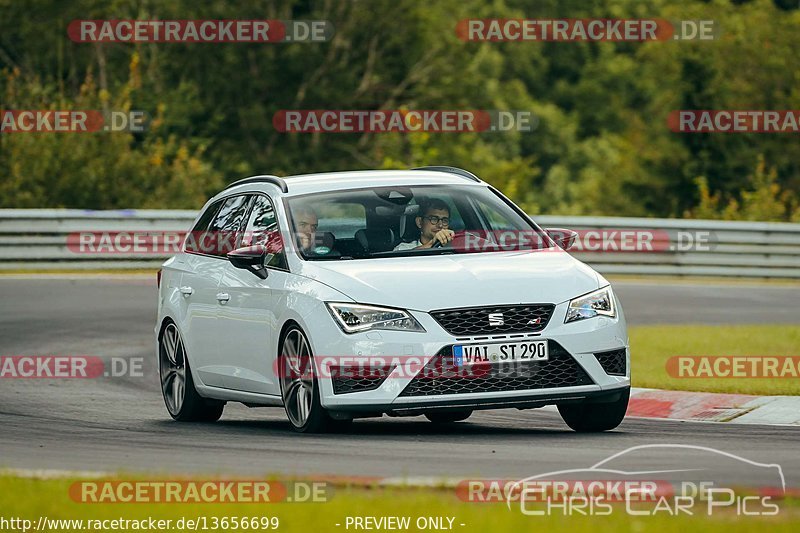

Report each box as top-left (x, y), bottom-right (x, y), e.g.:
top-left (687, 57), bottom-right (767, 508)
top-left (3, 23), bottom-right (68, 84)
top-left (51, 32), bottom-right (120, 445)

top-left (425, 409), bottom-right (473, 423)
top-left (159, 322), bottom-right (224, 422)
top-left (557, 388), bottom-right (629, 432)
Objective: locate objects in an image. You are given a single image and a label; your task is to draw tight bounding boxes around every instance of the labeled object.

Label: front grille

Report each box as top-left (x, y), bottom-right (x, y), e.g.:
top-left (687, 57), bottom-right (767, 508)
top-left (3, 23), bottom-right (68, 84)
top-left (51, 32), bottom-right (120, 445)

top-left (399, 341), bottom-right (593, 396)
top-left (431, 304), bottom-right (555, 336)
top-left (594, 348), bottom-right (627, 376)
top-left (331, 364), bottom-right (393, 394)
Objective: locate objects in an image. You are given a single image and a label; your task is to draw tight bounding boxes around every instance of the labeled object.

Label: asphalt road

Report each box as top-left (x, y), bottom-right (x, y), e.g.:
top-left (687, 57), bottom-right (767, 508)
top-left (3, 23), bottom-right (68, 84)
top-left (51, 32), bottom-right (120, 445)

top-left (0, 277), bottom-right (798, 488)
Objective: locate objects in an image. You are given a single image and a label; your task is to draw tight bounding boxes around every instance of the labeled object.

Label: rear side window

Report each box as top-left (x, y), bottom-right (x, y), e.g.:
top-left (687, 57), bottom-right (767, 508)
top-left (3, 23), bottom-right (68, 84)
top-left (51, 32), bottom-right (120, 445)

top-left (207, 195), bottom-right (252, 257)
top-left (184, 200), bottom-right (222, 253)
top-left (210, 195), bottom-right (251, 232)
top-left (185, 195), bottom-right (252, 257)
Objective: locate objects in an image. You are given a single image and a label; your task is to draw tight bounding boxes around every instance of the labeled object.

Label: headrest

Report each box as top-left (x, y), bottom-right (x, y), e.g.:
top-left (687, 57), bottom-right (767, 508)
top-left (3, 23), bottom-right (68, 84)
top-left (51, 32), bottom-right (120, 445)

top-left (354, 228), bottom-right (396, 253)
top-left (399, 205), bottom-right (421, 242)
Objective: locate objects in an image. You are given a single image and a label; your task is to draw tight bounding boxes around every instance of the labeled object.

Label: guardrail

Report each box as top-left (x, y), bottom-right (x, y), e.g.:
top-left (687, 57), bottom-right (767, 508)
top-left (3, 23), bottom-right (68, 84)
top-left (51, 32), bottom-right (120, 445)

top-left (0, 209), bottom-right (798, 278)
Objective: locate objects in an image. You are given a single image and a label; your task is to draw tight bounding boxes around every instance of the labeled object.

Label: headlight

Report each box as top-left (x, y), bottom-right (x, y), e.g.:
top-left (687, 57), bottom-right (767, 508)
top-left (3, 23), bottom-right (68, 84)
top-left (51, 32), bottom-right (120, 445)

top-left (327, 303), bottom-right (426, 333)
top-left (565, 287), bottom-right (616, 323)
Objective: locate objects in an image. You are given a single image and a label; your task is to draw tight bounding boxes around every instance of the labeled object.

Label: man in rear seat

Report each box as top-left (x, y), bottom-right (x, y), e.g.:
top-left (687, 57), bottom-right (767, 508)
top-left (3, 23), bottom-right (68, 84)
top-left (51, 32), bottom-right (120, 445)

top-left (293, 204), bottom-right (319, 253)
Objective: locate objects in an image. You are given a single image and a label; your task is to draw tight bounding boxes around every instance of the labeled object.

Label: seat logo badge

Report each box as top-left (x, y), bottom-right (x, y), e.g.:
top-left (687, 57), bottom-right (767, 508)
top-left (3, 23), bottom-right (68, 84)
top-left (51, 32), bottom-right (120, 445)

top-left (527, 318), bottom-right (542, 325)
top-left (488, 312), bottom-right (504, 326)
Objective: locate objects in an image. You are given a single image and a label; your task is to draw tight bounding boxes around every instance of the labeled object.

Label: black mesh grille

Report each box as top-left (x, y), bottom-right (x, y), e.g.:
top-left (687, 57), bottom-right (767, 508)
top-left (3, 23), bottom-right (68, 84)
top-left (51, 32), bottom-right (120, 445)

top-left (594, 349), bottom-right (627, 376)
top-left (331, 365), bottom-right (393, 395)
top-left (431, 304), bottom-right (555, 336)
top-left (399, 341), bottom-right (593, 396)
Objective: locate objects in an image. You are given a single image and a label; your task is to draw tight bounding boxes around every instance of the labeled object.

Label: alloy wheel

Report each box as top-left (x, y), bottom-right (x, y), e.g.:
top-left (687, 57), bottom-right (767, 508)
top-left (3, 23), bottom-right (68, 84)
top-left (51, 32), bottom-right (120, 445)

top-left (280, 328), bottom-right (315, 428)
top-left (159, 323), bottom-right (186, 416)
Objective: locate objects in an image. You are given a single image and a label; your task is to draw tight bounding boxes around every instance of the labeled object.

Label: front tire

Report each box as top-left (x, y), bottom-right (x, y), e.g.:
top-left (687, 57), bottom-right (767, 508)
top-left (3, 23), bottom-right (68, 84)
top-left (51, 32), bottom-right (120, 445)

top-left (279, 326), bottom-right (343, 433)
top-left (557, 388), bottom-right (629, 432)
top-left (159, 322), bottom-right (224, 422)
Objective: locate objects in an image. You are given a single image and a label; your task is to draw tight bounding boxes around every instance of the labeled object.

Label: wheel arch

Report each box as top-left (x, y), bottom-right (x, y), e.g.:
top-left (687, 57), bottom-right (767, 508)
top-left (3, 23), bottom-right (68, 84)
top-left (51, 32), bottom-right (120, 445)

top-left (277, 318), bottom-right (304, 349)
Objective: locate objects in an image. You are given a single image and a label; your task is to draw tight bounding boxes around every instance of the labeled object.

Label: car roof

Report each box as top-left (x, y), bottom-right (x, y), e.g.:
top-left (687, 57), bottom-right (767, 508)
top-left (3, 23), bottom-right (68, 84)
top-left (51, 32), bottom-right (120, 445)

top-left (219, 169), bottom-right (486, 198)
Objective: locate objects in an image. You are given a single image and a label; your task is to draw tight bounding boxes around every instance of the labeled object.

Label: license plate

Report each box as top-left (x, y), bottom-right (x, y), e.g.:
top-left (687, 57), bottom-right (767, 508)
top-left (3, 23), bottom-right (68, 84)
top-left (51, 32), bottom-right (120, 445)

top-left (453, 340), bottom-right (549, 366)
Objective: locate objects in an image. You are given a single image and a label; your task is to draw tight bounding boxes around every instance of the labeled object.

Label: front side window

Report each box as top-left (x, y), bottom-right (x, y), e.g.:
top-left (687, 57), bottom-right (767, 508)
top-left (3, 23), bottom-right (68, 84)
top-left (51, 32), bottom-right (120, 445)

top-left (285, 184), bottom-right (548, 260)
top-left (240, 195), bottom-right (288, 270)
top-left (474, 197), bottom-right (517, 230)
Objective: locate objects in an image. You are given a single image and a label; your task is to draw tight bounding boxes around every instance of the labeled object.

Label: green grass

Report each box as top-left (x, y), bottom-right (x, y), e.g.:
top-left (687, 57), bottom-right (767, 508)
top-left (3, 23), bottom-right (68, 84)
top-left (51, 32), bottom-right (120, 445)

top-left (1, 475), bottom-right (798, 532)
top-left (631, 325), bottom-right (800, 395)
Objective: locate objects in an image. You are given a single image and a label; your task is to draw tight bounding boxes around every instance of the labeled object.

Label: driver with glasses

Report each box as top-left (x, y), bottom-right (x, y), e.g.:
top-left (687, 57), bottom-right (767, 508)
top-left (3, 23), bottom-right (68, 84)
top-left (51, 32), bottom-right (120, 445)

top-left (394, 198), bottom-right (455, 251)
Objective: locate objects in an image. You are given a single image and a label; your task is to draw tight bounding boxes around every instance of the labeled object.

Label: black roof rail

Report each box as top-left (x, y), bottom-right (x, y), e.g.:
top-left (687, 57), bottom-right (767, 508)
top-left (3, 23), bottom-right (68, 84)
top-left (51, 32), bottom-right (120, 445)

top-left (224, 175), bottom-right (288, 193)
top-left (411, 166), bottom-right (481, 183)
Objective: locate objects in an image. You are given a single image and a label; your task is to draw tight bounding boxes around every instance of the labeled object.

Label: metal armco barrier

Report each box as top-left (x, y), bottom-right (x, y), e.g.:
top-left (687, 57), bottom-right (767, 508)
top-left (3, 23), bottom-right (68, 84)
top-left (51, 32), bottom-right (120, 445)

top-left (0, 209), bottom-right (798, 278)
top-left (535, 215), bottom-right (800, 279)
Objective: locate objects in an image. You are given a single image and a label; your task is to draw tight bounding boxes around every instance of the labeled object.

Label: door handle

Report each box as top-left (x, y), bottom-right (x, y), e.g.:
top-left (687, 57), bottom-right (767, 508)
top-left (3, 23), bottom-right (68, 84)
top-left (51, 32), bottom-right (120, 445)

top-left (179, 286), bottom-right (193, 297)
top-left (216, 292), bottom-right (230, 304)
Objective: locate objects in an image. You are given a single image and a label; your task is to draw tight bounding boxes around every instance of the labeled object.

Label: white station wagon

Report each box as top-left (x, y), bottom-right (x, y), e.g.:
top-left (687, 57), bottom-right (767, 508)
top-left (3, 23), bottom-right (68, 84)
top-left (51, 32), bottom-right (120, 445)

top-left (156, 167), bottom-right (630, 432)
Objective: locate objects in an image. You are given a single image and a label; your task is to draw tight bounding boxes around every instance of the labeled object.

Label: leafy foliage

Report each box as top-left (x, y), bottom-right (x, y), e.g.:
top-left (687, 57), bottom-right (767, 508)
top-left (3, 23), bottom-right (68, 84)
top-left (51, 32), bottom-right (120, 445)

top-left (0, 0), bottom-right (798, 220)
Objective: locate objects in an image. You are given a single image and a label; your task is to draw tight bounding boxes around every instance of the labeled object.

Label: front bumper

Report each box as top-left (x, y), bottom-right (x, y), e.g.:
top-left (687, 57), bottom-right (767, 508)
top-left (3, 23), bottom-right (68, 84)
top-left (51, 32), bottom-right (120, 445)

top-left (305, 296), bottom-right (630, 413)
top-left (333, 387), bottom-right (630, 416)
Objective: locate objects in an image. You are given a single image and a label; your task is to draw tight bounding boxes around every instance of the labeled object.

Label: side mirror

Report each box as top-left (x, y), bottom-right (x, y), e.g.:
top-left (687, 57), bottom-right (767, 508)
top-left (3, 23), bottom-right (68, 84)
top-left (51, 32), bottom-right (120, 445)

top-left (227, 245), bottom-right (270, 279)
top-left (545, 228), bottom-right (578, 250)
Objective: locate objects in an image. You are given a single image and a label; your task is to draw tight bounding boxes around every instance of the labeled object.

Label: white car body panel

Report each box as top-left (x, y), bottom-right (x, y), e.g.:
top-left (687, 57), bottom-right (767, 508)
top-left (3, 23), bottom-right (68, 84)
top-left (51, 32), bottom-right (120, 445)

top-left (296, 248), bottom-right (601, 311)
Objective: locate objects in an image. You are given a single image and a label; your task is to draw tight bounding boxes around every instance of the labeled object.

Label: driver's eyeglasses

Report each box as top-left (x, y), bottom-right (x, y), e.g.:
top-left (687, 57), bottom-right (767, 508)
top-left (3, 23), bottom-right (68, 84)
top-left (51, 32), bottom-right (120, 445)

top-left (422, 215), bottom-right (450, 226)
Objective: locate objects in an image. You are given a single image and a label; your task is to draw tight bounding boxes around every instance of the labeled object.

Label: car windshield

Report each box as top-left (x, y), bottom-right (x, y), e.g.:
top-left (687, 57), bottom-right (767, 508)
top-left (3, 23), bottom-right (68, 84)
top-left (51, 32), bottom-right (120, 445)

top-left (285, 184), bottom-right (551, 260)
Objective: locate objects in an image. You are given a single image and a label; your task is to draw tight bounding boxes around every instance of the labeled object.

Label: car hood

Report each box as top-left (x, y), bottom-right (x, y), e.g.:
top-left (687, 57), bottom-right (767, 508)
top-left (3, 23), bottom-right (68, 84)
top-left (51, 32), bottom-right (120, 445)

top-left (297, 249), bottom-right (602, 311)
